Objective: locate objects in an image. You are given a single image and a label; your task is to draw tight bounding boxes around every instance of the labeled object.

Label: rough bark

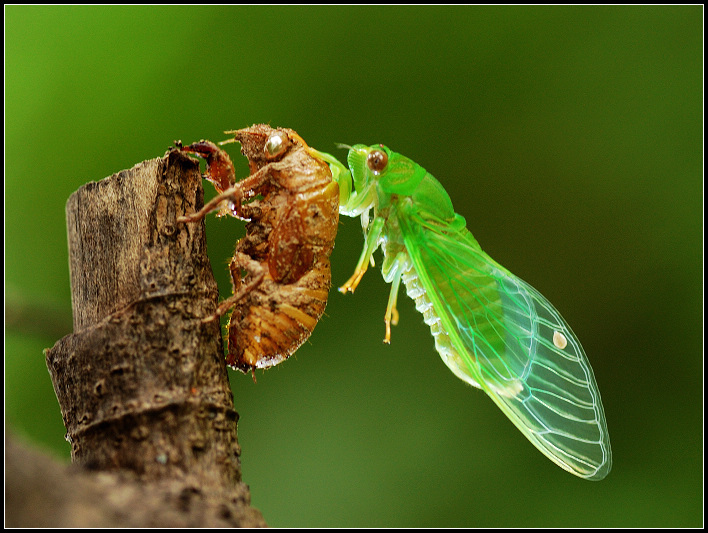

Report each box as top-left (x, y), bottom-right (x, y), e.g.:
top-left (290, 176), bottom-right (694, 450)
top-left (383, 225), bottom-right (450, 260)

top-left (6, 150), bottom-right (266, 527)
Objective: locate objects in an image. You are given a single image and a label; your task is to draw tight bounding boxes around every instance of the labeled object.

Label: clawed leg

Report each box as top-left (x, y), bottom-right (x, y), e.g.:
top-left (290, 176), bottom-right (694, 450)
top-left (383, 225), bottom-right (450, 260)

top-left (338, 216), bottom-right (385, 294)
top-left (178, 185), bottom-right (244, 223)
top-left (338, 267), bottom-right (369, 295)
top-left (201, 254), bottom-right (266, 323)
top-left (178, 157), bottom-right (273, 222)
top-left (180, 140), bottom-right (236, 194)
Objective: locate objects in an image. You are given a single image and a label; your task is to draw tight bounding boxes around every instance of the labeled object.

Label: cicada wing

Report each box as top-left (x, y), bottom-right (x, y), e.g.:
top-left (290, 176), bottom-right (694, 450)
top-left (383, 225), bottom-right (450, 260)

top-left (400, 217), bottom-right (612, 480)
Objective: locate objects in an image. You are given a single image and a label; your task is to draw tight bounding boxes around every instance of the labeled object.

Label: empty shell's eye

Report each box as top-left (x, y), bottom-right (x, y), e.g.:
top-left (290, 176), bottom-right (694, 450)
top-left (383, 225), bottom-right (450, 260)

top-left (366, 149), bottom-right (388, 174)
top-left (265, 132), bottom-right (289, 159)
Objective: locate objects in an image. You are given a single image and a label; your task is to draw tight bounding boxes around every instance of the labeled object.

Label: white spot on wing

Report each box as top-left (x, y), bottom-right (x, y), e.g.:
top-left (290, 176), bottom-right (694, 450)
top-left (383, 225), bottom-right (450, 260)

top-left (553, 330), bottom-right (568, 349)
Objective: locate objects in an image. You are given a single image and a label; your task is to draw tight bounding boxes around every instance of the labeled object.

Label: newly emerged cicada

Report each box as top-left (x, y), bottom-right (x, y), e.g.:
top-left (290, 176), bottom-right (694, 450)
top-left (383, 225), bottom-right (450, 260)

top-left (316, 144), bottom-right (612, 481)
top-left (178, 125), bottom-right (339, 374)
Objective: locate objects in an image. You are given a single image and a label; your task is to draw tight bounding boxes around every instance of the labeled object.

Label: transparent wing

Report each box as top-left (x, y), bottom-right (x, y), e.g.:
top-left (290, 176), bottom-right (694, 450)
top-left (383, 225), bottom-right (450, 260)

top-left (400, 215), bottom-right (612, 480)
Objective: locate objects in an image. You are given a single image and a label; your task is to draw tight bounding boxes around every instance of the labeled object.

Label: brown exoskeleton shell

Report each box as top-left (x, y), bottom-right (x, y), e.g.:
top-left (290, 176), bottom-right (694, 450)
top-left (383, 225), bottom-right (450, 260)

top-left (177, 125), bottom-right (339, 374)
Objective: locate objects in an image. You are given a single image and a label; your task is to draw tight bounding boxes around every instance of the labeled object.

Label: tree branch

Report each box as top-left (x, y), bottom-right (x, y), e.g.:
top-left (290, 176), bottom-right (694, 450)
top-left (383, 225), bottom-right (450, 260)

top-left (6, 150), bottom-right (266, 527)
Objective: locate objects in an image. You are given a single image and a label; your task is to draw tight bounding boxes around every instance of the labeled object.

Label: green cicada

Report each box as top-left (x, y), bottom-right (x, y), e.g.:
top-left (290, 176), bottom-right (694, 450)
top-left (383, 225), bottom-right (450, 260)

top-left (315, 144), bottom-right (612, 481)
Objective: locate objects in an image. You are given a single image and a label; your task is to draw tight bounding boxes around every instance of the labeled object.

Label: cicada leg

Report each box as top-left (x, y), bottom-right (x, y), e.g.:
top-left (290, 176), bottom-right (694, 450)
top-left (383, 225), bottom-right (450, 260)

top-left (382, 251), bottom-right (407, 343)
top-left (339, 216), bottom-right (385, 294)
top-left (383, 274), bottom-right (401, 344)
top-left (178, 185), bottom-right (244, 224)
top-left (179, 140), bottom-right (236, 194)
top-left (201, 253), bottom-right (266, 323)
top-left (177, 162), bottom-right (272, 223)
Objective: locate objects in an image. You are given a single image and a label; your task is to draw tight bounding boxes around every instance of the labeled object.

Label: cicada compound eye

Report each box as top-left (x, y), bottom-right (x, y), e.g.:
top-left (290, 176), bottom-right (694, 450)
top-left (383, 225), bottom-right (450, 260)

top-left (366, 149), bottom-right (388, 174)
top-left (264, 131), bottom-right (290, 160)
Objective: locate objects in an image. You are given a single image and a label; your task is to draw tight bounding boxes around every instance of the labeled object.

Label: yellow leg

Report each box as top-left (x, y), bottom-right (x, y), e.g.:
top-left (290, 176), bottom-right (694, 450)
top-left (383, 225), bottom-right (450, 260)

top-left (383, 255), bottom-right (404, 344)
top-left (338, 268), bottom-right (368, 294)
top-left (384, 297), bottom-right (400, 344)
top-left (338, 216), bottom-right (385, 294)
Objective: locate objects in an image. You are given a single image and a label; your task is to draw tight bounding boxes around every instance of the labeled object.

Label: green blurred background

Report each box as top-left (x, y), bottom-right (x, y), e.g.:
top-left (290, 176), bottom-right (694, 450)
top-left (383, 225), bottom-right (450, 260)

top-left (5, 6), bottom-right (702, 527)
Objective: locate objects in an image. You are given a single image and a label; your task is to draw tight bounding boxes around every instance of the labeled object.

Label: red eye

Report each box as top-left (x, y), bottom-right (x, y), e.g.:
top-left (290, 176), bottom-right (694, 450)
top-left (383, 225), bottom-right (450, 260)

top-left (366, 149), bottom-right (388, 173)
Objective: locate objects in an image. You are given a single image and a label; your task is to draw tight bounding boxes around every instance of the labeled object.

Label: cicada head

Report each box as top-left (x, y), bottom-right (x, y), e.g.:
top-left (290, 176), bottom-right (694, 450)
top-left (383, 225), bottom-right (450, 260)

top-left (348, 144), bottom-right (428, 200)
top-left (224, 124), bottom-right (300, 174)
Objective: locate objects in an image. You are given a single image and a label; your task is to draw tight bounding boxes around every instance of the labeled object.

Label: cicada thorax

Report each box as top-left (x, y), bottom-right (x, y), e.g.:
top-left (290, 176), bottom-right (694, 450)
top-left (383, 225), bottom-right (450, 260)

top-left (227, 160), bottom-right (339, 372)
top-left (209, 126), bottom-right (339, 373)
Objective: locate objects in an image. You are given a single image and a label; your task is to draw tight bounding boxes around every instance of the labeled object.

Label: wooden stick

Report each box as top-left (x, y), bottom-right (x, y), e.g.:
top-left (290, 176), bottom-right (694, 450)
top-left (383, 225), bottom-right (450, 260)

top-left (28, 149), bottom-right (266, 527)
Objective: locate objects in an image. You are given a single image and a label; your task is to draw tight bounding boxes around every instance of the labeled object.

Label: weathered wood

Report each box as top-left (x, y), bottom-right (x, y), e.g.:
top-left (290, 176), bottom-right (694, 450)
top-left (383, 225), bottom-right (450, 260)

top-left (5, 432), bottom-right (264, 527)
top-left (36, 150), bottom-right (266, 527)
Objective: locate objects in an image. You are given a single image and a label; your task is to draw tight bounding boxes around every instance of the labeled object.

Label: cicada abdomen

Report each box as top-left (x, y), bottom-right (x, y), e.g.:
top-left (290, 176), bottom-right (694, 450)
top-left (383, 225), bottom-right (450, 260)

top-left (178, 124), bottom-right (339, 374)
